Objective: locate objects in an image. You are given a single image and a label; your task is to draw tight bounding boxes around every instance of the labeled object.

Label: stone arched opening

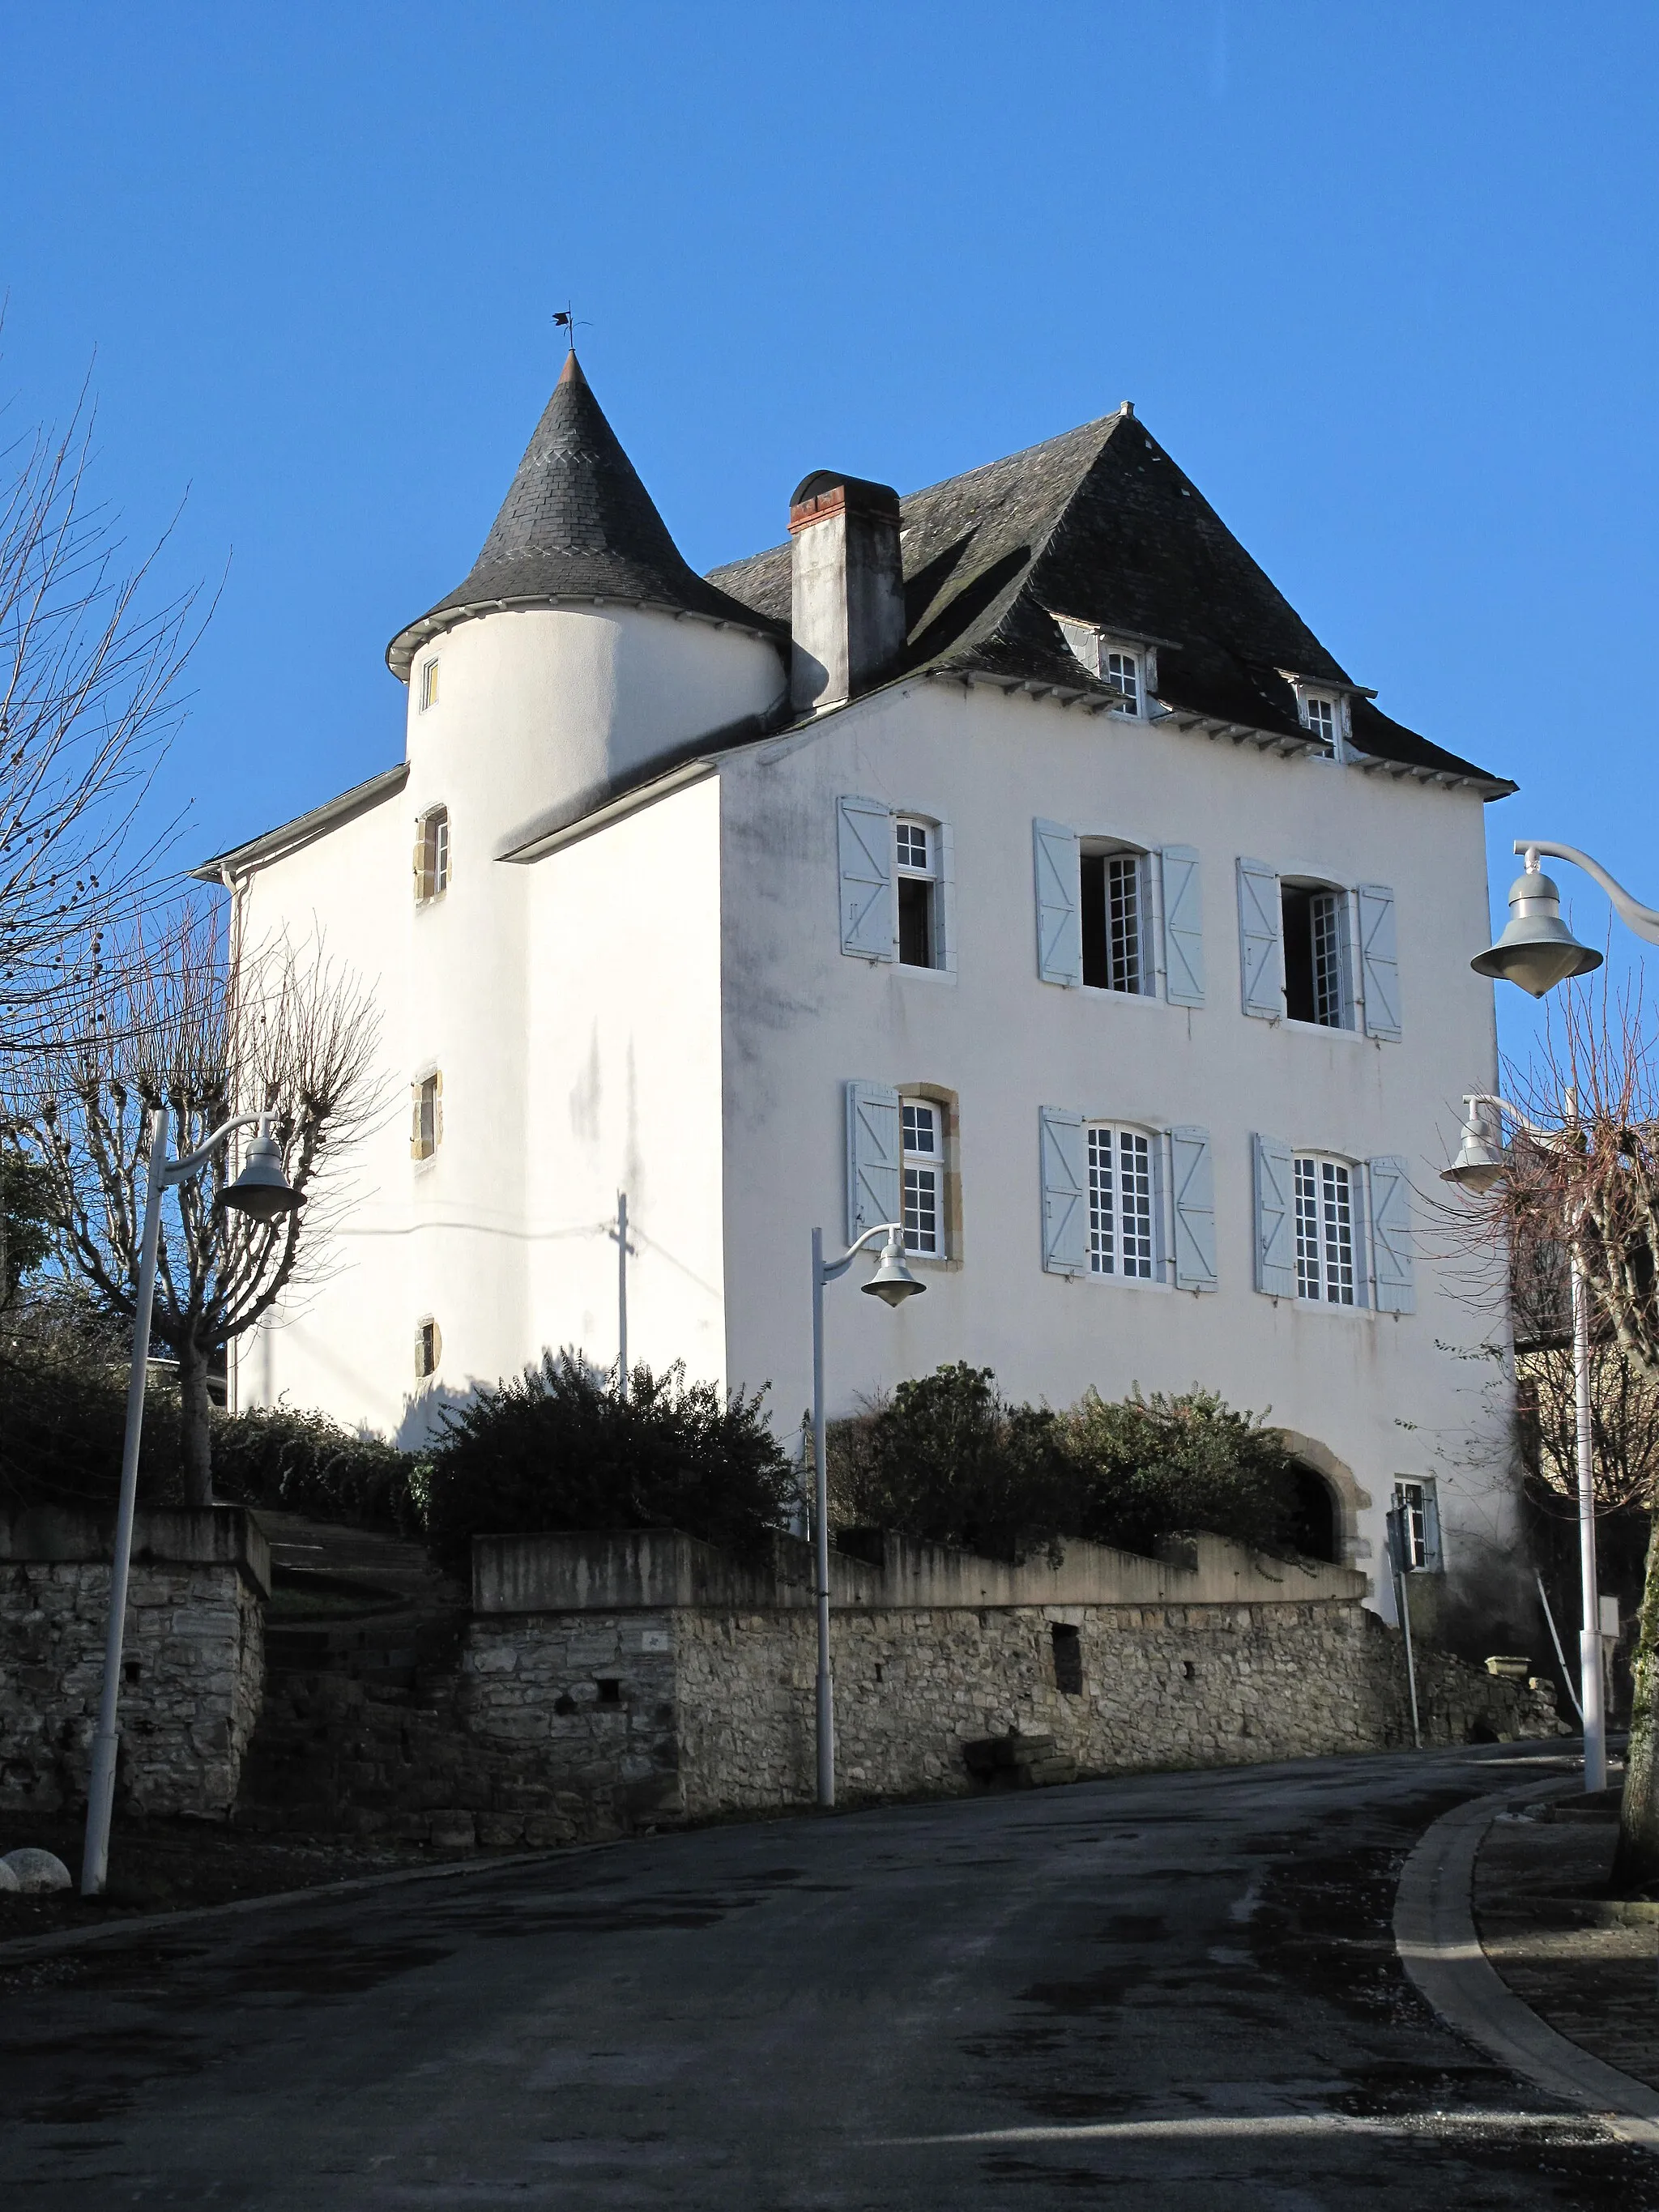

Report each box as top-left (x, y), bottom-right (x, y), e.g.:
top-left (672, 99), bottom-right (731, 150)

top-left (1269, 1430), bottom-right (1371, 1571)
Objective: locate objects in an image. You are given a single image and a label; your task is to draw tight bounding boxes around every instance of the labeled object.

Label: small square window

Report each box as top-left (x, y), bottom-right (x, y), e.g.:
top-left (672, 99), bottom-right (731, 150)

top-left (1303, 694), bottom-right (1337, 748)
top-left (420, 659), bottom-right (440, 711)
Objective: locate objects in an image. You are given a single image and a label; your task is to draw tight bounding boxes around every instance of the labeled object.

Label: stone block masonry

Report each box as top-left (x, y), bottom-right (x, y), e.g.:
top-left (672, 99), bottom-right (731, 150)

top-left (460, 1529), bottom-right (1564, 1839)
top-left (0, 1507), bottom-right (269, 1818)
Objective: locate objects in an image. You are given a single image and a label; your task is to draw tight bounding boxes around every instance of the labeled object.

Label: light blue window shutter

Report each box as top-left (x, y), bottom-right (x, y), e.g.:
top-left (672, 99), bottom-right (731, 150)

top-left (838, 797), bottom-right (894, 960)
top-left (1034, 820), bottom-right (1081, 987)
top-left (1355, 883), bottom-right (1402, 1042)
top-left (1252, 1133), bottom-right (1296, 1298)
top-left (1422, 1485), bottom-right (1444, 1571)
top-left (845, 1081), bottom-right (902, 1244)
top-left (1169, 1126), bottom-right (1218, 1293)
top-left (1160, 846), bottom-right (1205, 1008)
top-left (1236, 858), bottom-right (1283, 1018)
top-left (1038, 1107), bottom-right (1087, 1275)
top-left (1368, 1155), bottom-right (1415, 1314)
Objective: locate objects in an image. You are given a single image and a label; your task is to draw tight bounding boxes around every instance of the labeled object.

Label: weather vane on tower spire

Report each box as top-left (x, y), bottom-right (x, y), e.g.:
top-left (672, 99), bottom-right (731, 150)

top-left (552, 300), bottom-right (591, 356)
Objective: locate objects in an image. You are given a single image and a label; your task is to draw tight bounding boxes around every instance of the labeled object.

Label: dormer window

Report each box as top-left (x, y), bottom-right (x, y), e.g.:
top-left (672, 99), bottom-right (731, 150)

top-left (1304, 695), bottom-right (1335, 748)
top-left (1282, 675), bottom-right (1348, 757)
top-left (1053, 616), bottom-right (1157, 712)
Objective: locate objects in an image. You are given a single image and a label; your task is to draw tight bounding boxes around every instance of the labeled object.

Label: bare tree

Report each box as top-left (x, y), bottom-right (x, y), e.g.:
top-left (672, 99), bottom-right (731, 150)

top-left (0, 371), bottom-right (204, 1053)
top-left (1512, 1218), bottom-right (1659, 1515)
top-left (4, 897), bottom-right (381, 1504)
top-left (1443, 979), bottom-right (1659, 1887)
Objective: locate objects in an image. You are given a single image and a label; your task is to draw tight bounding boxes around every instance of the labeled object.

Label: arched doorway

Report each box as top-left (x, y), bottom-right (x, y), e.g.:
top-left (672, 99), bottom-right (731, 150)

top-left (1282, 1462), bottom-right (1341, 1563)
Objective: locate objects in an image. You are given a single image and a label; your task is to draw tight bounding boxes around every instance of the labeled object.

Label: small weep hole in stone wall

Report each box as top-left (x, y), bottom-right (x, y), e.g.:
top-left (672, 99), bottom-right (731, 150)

top-left (596, 1678), bottom-right (622, 1705)
top-left (1051, 1623), bottom-right (1083, 1695)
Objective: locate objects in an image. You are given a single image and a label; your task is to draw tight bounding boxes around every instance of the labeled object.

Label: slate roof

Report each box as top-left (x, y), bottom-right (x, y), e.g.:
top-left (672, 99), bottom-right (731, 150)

top-left (709, 409), bottom-right (1509, 791)
top-left (386, 354), bottom-right (785, 679)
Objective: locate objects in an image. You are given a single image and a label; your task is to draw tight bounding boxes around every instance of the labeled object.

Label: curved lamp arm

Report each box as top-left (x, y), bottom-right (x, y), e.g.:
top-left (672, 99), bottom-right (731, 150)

top-left (1515, 840), bottom-right (1659, 946)
top-left (818, 1221), bottom-right (904, 1286)
top-left (1462, 1092), bottom-right (1561, 1145)
top-left (165, 1111), bottom-right (267, 1186)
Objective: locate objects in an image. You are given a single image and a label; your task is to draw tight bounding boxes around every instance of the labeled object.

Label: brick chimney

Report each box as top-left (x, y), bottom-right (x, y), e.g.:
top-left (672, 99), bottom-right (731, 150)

top-left (787, 471), bottom-right (906, 714)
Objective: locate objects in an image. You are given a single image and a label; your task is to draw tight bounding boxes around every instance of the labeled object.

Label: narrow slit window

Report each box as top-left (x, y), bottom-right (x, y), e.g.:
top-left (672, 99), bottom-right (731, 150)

top-left (1087, 1125), bottom-right (1155, 1281)
top-left (895, 816), bottom-right (940, 969)
top-left (1294, 1157), bottom-right (1356, 1305)
top-left (1051, 1623), bottom-right (1083, 1694)
top-left (902, 1099), bottom-right (940, 1255)
top-left (1081, 849), bottom-right (1149, 993)
top-left (420, 658), bottom-right (440, 711)
top-left (415, 1315), bottom-right (441, 1378)
top-left (411, 1072), bottom-right (442, 1162)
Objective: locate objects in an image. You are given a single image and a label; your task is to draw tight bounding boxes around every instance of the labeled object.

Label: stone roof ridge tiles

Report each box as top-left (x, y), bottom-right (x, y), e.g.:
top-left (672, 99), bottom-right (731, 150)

top-left (706, 405), bottom-right (1510, 791)
top-left (386, 352), bottom-right (784, 678)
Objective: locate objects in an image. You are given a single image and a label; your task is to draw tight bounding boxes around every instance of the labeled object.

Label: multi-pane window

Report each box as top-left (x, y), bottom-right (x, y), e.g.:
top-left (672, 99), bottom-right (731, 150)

top-left (1294, 1157), bottom-right (1356, 1305)
top-left (411, 1072), bottom-right (442, 1162)
top-left (894, 817), bottom-right (940, 969)
top-left (1304, 694), bottom-right (1335, 748)
top-left (1104, 650), bottom-right (1139, 714)
top-left (902, 1100), bottom-right (940, 1255)
top-left (1087, 1125), bottom-right (1155, 1280)
top-left (1282, 884), bottom-right (1350, 1026)
top-left (1081, 848), bottom-right (1149, 994)
top-left (419, 658), bottom-right (440, 711)
top-left (415, 806), bottom-right (450, 903)
top-left (415, 1316), bottom-right (442, 1379)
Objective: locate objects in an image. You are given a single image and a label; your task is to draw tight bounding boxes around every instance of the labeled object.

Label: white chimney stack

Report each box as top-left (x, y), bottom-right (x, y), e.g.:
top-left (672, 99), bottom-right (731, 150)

top-left (787, 471), bottom-right (906, 714)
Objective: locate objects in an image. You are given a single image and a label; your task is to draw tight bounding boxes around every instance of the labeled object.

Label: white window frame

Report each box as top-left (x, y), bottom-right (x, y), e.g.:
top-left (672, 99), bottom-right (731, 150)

top-left (1292, 1153), bottom-right (1368, 1310)
top-left (1392, 1477), bottom-right (1443, 1572)
top-left (893, 815), bottom-right (947, 973)
top-left (901, 1096), bottom-right (943, 1258)
top-left (1282, 674), bottom-right (1352, 761)
top-left (1053, 616), bottom-right (1159, 714)
top-left (414, 805), bottom-right (450, 906)
top-left (1080, 840), bottom-right (1157, 999)
top-left (419, 658), bottom-right (441, 713)
top-left (1085, 1121), bottom-right (1168, 1288)
top-left (1280, 879), bottom-right (1356, 1031)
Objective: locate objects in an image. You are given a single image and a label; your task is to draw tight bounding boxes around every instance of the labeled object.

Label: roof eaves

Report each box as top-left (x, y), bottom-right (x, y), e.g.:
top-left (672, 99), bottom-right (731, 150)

top-left (191, 764), bottom-right (410, 882)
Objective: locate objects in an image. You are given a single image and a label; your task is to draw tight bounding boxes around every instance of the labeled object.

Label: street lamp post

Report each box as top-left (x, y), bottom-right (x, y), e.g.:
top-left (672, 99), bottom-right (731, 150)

top-left (1444, 1093), bottom-right (1606, 1792)
top-left (809, 1223), bottom-right (923, 1809)
top-left (80, 1110), bottom-right (304, 1898)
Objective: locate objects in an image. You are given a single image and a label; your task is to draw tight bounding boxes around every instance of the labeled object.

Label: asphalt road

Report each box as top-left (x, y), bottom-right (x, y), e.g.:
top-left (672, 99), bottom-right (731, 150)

top-left (3, 1744), bottom-right (1657, 2210)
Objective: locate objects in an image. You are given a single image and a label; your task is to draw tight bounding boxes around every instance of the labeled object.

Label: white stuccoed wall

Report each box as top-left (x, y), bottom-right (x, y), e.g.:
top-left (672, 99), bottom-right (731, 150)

top-left (716, 679), bottom-right (1515, 1606)
top-left (237, 602), bottom-right (779, 1440)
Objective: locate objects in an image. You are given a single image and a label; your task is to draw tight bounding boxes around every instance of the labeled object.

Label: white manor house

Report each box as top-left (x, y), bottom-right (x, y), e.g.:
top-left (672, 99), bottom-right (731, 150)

top-left (207, 354), bottom-right (1520, 1620)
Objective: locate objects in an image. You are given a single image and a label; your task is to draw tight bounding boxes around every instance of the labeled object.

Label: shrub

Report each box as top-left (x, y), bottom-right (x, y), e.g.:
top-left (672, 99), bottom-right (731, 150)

top-left (0, 1296), bottom-right (185, 1513)
top-left (830, 1364), bottom-right (1305, 1563)
top-left (829, 1361), bottom-right (1072, 1563)
top-left (420, 1349), bottom-right (794, 1572)
top-left (210, 1405), bottom-right (422, 1536)
top-left (1062, 1387), bottom-right (1302, 1558)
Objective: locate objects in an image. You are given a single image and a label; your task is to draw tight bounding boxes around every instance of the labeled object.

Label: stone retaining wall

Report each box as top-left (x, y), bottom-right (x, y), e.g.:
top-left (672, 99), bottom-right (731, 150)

top-left (458, 1529), bottom-right (1564, 1842)
top-left (0, 1507), bottom-right (269, 1818)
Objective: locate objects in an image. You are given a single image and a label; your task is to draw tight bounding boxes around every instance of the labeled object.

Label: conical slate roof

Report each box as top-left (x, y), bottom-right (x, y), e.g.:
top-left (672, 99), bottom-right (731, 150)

top-left (387, 355), bottom-right (782, 678)
top-left (710, 409), bottom-right (1509, 789)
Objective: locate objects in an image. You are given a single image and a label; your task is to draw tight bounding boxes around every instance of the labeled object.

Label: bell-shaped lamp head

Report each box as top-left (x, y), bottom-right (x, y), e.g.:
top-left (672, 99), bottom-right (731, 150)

top-left (1471, 862), bottom-right (1602, 999)
top-left (861, 1230), bottom-right (926, 1307)
top-left (1440, 1102), bottom-right (1506, 1195)
top-left (217, 1118), bottom-right (305, 1224)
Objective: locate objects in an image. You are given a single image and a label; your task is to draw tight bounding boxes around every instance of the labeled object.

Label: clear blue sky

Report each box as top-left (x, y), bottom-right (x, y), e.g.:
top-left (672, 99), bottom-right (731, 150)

top-left (2, 2), bottom-right (1653, 1072)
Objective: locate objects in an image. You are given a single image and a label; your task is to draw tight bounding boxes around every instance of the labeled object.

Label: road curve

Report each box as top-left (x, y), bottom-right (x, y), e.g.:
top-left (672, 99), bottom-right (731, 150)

top-left (2, 1744), bottom-right (1653, 2210)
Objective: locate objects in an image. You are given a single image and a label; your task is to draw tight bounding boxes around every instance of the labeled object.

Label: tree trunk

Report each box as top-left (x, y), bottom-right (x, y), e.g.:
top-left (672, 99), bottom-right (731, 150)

top-left (1614, 1506), bottom-right (1659, 1892)
top-left (177, 1342), bottom-right (215, 1509)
